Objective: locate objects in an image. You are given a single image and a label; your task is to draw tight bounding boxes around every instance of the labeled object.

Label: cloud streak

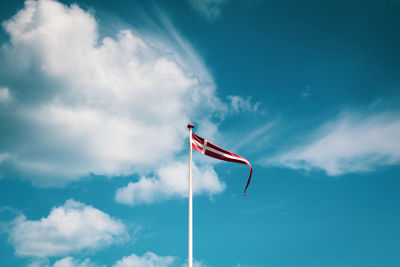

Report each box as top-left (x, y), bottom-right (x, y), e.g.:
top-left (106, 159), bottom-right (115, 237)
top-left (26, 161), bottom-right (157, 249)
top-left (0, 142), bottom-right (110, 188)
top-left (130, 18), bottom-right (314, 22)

top-left (265, 111), bottom-right (400, 175)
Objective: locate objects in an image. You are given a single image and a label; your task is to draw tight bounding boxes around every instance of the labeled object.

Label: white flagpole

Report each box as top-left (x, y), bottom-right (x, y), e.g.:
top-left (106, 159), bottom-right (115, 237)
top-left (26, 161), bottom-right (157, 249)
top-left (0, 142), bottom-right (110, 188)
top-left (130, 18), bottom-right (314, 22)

top-left (187, 123), bottom-right (194, 267)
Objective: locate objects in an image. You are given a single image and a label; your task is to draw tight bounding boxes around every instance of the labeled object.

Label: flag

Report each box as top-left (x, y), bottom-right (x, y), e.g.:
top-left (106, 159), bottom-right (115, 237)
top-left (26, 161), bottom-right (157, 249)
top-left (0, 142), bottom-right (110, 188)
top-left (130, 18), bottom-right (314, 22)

top-left (191, 132), bottom-right (253, 196)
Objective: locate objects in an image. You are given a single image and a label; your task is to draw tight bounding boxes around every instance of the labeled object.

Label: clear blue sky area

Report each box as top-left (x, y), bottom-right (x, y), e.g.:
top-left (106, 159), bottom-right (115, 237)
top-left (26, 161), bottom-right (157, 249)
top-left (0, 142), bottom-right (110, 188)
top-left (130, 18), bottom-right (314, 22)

top-left (0, 1), bottom-right (399, 266)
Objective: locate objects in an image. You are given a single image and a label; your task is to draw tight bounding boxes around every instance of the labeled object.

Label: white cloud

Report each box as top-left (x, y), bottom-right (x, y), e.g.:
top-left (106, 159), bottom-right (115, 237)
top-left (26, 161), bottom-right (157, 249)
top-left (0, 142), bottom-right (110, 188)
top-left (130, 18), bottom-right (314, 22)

top-left (0, 87), bottom-right (11, 102)
top-left (113, 252), bottom-right (177, 267)
top-left (27, 253), bottom-right (207, 267)
top-left (52, 257), bottom-right (100, 267)
top-left (231, 122), bottom-right (275, 152)
top-left (301, 86), bottom-right (311, 98)
top-left (266, 111), bottom-right (400, 175)
top-left (181, 259), bottom-right (207, 267)
top-left (228, 95), bottom-right (260, 114)
top-left (28, 257), bottom-right (102, 267)
top-left (0, 0), bottom-right (227, 190)
top-left (8, 199), bottom-right (128, 257)
top-left (187, 0), bottom-right (228, 21)
top-left (234, 263), bottom-right (262, 267)
top-left (187, 0), bottom-right (262, 21)
top-left (27, 258), bottom-right (50, 267)
top-left (115, 161), bottom-right (225, 206)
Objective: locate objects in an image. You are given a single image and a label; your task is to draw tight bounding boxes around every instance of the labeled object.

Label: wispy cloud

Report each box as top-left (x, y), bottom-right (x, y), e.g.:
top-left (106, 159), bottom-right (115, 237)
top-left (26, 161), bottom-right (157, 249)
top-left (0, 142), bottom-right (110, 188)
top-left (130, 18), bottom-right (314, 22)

top-left (238, 204), bottom-right (281, 215)
top-left (8, 199), bottom-right (128, 257)
top-left (264, 111), bottom-right (400, 175)
top-left (0, 87), bottom-right (11, 102)
top-left (187, 0), bottom-right (228, 21)
top-left (228, 95), bottom-right (261, 114)
top-left (235, 263), bottom-right (262, 267)
top-left (231, 122), bottom-right (275, 152)
top-left (300, 86), bottom-right (311, 98)
top-left (187, 0), bottom-right (262, 22)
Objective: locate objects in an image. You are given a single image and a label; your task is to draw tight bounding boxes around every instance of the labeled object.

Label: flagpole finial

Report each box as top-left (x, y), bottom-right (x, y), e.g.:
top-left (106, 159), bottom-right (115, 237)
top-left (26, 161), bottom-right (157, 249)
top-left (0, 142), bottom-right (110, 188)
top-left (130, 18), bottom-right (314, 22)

top-left (187, 123), bottom-right (194, 129)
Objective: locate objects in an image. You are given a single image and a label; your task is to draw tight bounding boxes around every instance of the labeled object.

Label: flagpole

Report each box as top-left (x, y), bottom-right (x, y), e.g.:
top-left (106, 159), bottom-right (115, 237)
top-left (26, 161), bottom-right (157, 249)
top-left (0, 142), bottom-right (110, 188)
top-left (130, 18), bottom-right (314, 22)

top-left (187, 123), bottom-right (194, 267)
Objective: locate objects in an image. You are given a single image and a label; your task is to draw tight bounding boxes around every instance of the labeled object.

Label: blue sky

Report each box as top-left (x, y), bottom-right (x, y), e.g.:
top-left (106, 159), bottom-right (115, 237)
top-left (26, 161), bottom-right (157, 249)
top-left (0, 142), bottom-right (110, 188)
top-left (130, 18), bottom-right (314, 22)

top-left (0, 0), bottom-right (400, 266)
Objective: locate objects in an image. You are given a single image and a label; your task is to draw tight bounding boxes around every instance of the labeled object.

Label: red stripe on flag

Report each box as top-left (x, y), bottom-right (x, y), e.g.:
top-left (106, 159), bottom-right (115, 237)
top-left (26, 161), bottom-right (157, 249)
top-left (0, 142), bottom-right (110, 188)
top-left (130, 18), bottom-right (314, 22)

top-left (191, 132), bottom-right (253, 196)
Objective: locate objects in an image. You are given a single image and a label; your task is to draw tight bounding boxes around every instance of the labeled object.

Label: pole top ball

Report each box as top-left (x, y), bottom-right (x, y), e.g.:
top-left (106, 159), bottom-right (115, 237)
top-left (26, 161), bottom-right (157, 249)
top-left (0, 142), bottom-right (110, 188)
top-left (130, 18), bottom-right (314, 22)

top-left (187, 123), bottom-right (194, 129)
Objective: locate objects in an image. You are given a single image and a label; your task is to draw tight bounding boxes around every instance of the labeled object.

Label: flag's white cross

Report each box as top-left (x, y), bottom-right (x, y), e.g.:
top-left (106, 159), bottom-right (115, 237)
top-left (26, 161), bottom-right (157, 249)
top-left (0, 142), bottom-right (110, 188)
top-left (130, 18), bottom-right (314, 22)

top-left (192, 139), bottom-right (250, 165)
top-left (202, 140), bottom-right (208, 154)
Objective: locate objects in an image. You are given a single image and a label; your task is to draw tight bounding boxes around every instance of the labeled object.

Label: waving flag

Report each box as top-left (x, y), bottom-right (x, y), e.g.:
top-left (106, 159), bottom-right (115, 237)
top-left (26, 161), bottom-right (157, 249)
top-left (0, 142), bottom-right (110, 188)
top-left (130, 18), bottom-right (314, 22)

top-left (191, 131), bottom-right (253, 196)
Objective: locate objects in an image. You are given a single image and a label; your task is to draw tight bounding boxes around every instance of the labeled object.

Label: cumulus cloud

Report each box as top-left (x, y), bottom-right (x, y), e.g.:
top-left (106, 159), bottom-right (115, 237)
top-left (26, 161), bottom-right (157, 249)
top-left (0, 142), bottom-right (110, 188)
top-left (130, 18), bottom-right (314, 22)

top-left (265, 111), bottom-right (400, 175)
top-left (181, 259), bottom-right (208, 267)
top-left (0, 0), bottom-right (228, 189)
top-left (113, 254), bottom-right (207, 267)
top-left (27, 252), bottom-right (207, 267)
top-left (9, 199), bottom-right (128, 257)
top-left (28, 257), bottom-right (102, 267)
top-left (52, 257), bottom-right (101, 267)
top-left (113, 252), bottom-right (177, 267)
top-left (115, 161), bottom-right (225, 206)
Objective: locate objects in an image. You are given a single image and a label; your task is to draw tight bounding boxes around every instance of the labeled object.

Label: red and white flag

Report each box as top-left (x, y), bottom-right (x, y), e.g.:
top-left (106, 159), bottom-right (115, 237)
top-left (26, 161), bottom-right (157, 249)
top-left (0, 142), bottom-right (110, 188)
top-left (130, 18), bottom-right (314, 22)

top-left (191, 132), bottom-right (253, 196)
